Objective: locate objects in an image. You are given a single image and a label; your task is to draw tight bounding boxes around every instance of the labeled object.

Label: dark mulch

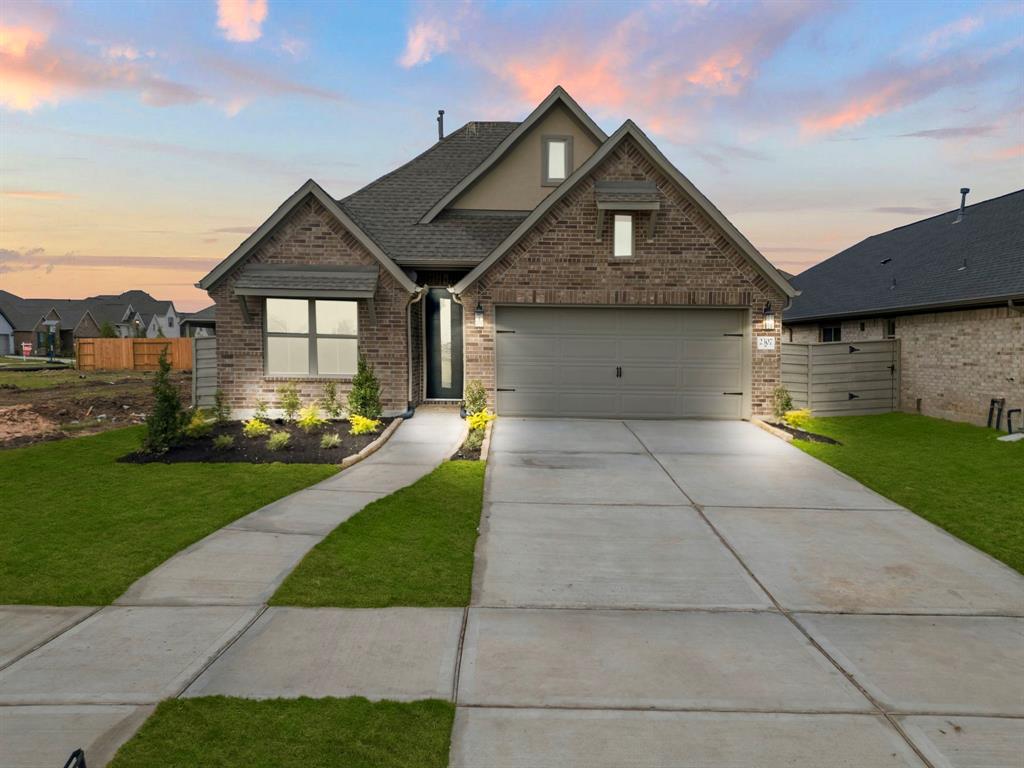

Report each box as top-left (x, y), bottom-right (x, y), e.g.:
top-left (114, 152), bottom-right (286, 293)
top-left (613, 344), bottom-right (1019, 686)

top-left (767, 421), bottom-right (841, 445)
top-left (121, 418), bottom-right (393, 464)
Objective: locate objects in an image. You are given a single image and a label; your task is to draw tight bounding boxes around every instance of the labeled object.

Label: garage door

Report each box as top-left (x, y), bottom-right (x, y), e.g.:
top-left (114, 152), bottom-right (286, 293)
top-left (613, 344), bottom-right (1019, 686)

top-left (495, 306), bottom-right (748, 419)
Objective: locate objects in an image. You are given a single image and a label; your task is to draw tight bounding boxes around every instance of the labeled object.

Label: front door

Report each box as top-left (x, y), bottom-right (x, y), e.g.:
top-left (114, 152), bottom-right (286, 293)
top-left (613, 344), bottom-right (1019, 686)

top-left (425, 287), bottom-right (464, 400)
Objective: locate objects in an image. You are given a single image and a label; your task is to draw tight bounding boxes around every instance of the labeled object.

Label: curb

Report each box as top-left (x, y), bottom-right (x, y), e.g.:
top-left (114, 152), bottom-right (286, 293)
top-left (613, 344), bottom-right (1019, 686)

top-left (338, 417), bottom-right (403, 469)
top-left (751, 417), bottom-right (793, 443)
top-left (478, 418), bottom-right (494, 462)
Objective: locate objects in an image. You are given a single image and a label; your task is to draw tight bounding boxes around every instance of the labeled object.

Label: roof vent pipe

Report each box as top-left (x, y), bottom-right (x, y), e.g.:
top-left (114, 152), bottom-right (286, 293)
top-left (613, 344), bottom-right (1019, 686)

top-left (954, 187), bottom-right (970, 223)
top-left (437, 110), bottom-right (445, 141)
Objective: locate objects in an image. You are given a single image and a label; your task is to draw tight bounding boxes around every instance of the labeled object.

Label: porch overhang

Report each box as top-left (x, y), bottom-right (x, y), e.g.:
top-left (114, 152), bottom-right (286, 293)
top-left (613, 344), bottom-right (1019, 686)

top-left (232, 265), bottom-right (379, 300)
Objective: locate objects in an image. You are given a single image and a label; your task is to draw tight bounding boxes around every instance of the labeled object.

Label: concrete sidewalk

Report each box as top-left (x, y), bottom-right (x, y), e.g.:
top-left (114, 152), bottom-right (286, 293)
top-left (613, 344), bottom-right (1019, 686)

top-left (0, 409), bottom-right (465, 766)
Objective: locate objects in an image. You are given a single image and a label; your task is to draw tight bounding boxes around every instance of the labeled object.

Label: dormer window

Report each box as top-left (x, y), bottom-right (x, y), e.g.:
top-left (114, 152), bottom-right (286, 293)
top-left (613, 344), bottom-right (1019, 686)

top-left (542, 136), bottom-right (572, 186)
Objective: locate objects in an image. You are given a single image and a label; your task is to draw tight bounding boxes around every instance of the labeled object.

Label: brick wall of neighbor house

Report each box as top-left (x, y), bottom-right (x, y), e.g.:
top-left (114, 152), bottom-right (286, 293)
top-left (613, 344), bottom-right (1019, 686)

top-left (786, 318), bottom-right (887, 343)
top-left (460, 138), bottom-right (787, 417)
top-left (209, 197), bottom-right (411, 415)
top-left (898, 305), bottom-right (1024, 425)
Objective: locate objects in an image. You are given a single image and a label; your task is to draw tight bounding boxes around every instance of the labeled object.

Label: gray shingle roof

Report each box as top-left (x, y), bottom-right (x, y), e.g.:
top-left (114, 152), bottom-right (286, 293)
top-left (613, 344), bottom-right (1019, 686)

top-left (595, 180), bottom-right (661, 204)
top-left (234, 265), bottom-right (379, 297)
top-left (785, 190), bottom-right (1024, 322)
top-left (183, 305), bottom-right (216, 322)
top-left (338, 122), bottom-right (527, 267)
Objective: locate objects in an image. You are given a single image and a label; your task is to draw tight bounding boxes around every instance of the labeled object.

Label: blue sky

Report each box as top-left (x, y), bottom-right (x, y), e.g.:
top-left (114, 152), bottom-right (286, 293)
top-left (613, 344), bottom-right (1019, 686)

top-left (1, 0), bottom-right (1021, 309)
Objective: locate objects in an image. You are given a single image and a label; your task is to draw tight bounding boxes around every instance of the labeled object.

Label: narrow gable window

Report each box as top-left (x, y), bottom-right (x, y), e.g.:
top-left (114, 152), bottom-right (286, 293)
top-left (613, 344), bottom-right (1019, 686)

top-left (542, 136), bottom-right (572, 185)
top-left (265, 298), bottom-right (358, 377)
top-left (613, 214), bottom-right (634, 257)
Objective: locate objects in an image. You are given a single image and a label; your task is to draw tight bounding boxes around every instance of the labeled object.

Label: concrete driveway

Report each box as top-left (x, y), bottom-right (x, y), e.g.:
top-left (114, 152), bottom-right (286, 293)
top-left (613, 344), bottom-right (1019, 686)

top-left (454, 418), bottom-right (1024, 767)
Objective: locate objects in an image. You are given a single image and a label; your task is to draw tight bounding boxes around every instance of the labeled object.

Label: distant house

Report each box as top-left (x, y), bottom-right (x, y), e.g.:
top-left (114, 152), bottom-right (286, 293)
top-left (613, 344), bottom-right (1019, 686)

top-left (784, 190), bottom-right (1024, 425)
top-left (180, 305), bottom-right (215, 337)
top-left (0, 289), bottom-right (182, 355)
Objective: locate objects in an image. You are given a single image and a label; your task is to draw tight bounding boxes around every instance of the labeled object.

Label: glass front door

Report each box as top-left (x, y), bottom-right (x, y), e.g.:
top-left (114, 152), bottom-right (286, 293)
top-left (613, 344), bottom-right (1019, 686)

top-left (425, 288), bottom-right (464, 400)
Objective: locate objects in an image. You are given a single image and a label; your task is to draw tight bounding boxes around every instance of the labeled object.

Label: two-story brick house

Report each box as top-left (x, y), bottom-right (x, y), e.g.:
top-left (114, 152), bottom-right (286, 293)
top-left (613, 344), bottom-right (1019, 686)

top-left (198, 87), bottom-right (796, 420)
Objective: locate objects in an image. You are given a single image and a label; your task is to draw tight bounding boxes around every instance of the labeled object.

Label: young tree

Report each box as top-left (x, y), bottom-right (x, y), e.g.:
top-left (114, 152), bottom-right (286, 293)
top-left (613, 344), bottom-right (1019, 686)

top-left (99, 322), bottom-right (118, 338)
top-left (347, 356), bottom-right (382, 419)
top-left (143, 349), bottom-right (186, 453)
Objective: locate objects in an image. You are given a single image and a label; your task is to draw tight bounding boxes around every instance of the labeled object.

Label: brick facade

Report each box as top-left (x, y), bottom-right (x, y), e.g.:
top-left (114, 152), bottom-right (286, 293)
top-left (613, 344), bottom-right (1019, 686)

top-left (459, 138), bottom-right (787, 418)
top-left (786, 306), bottom-right (1024, 425)
top-left (208, 197), bottom-right (412, 416)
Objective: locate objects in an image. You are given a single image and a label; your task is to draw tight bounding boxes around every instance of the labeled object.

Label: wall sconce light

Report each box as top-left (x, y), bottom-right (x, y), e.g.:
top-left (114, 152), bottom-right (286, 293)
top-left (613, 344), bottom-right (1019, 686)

top-left (474, 302), bottom-right (484, 328)
top-left (762, 302), bottom-right (775, 330)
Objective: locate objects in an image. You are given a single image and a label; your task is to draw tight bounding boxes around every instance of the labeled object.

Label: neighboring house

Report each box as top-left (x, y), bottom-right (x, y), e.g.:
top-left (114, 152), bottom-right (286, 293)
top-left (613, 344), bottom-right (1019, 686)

top-left (181, 305), bottom-right (216, 337)
top-left (198, 87), bottom-right (796, 419)
top-left (89, 290), bottom-right (182, 338)
top-left (784, 189), bottom-right (1024, 425)
top-left (0, 303), bottom-right (14, 355)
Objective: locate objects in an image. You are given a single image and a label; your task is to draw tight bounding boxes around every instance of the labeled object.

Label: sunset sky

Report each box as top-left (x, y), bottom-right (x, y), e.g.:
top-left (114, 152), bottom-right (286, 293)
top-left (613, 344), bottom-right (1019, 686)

top-left (1, 0), bottom-right (1021, 311)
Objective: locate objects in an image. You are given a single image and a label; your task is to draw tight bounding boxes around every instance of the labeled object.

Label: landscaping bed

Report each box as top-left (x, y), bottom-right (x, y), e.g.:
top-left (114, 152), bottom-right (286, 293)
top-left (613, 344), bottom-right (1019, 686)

top-left (766, 420), bottom-right (840, 444)
top-left (121, 418), bottom-right (394, 465)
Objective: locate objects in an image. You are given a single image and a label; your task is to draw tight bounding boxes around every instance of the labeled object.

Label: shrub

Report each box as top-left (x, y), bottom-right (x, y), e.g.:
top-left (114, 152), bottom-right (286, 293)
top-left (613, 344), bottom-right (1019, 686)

top-left (464, 428), bottom-right (484, 452)
top-left (297, 404), bottom-right (328, 434)
top-left (349, 414), bottom-right (382, 435)
top-left (99, 321), bottom-right (118, 338)
top-left (784, 408), bottom-right (813, 431)
top-left (267, 430), bottom-right (291, 451)
top-left (242, 418), bottom-right (271, 439)
top-left (142, 349), bottom-right (186, 454)
top-left (253, 399), bottom-right (269, 421)
top-left (320, 433), bottom-right (342, 449)
top-left (183, 409), bottom-right (213, 439)
top-left (772, 386), bottom-right (793, 421)
top-left (347, 356), bottom-right (382, 419)
top-left (466, 409), bottom-right (495, 432)
top-left (277, 383), bottom-right (301, 422)
top-left (321, 381), bottom-right (343, 419)
top-left (212, 434), bottom-right (235, 452)
top-left (463, 379), bottom-right (487, 415)
top-left (213, 389), bottom-right (229, 425)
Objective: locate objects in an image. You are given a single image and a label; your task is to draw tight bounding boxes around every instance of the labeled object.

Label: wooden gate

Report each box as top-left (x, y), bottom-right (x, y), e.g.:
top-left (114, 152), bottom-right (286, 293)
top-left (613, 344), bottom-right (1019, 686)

top-left (782, 340), bottom-right (900, 416)
top-left (191, 336), bottom-right (217, 408)
top-left (75, 338), bottom-right (193, 371)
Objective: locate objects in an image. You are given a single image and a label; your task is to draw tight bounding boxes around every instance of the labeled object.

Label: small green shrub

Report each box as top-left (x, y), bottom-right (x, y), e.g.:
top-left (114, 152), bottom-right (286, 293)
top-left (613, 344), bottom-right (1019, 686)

top-left (347, 356), bottom-right (382, 419)
top-left (320, 433), bottom-right (342, 449)
top-left (213, 389), bottom-right (229, 425)
top-left (784, 408), bottom-right (813, 431)
top-left (321, 381), bottom-right (343, 419)
top-left (277, 383), bottom-right (301, 422)
top-left (142, 349), bottom-right (186, 454)
top-left (99, 321), bottom-right (117, 338)
top-left (267, 430), bottom-right (291, 451)
top-left (253, 399), bottom-right (269, 421)
top-left (463, 379), bottom-right (487, 415)
top-left (212, 434), bottom-right (235, 451)
top-left (242, 418), bottom-right (271, 439)
top-left (297, 404), bottom-right (328, 434)
top-left (772, 386), bottom-right (793, 421)
top-left (183, 409), bottom-right (213, 439)
top-left (349, 414), bottom-right (382, 435)
top-left (464, 428), bottom-right (484, 452)
top-left (466, 409), bottom-right (495, 432)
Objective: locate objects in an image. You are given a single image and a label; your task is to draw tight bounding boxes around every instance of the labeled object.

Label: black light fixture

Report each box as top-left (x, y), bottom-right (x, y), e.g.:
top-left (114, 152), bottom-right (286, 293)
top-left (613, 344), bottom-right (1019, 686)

top-left (474, 301), bottom-right (484, 328)
top-left (762, 301), bottom-right (775, 330)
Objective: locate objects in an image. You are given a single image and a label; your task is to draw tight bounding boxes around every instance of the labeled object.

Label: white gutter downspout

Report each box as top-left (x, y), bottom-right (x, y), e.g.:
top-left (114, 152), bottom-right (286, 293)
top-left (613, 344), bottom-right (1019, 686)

top-left (406, 287), bottom-right (428, 408)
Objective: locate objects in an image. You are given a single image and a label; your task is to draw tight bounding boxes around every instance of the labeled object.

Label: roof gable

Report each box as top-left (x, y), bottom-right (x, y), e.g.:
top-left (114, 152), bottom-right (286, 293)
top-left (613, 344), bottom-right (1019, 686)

top-left (786, 189), bottom-right (1024, 321)
top-left (451, 120), bottom-right (796, 298)
top-left (420, 86), bottom-right (607, 224)
top-left (197, 179), bottom-right (417, 293)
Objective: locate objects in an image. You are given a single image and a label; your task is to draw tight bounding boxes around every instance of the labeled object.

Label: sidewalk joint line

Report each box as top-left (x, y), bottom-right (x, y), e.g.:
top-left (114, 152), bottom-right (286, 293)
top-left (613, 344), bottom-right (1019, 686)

top-left (0, 606), bottom-right (104, 674)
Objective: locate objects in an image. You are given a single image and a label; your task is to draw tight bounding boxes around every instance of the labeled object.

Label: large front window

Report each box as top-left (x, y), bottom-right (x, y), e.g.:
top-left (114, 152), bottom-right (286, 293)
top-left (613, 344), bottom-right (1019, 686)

top-left (265, 298), bottom-right (358, 377)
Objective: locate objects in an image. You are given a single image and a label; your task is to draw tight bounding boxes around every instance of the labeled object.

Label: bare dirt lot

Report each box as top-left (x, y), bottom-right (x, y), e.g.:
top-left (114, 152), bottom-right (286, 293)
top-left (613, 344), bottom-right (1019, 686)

top-left (0, 367), bottom-right (192, 448)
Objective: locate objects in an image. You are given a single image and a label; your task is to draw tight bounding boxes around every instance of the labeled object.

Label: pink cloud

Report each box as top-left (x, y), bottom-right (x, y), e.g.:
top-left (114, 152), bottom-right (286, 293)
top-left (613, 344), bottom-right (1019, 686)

top-left (685, 49), bottom-right (751, 95)
top-left (399, 17), bottom-right (457, 68)
top-left (217, 0), bottom-right (268, 43)
top-left (920, 15), bottom-right (983, 56)
top-left (1, 189), bottom-right (75, 200)
top-left (990, 143), bottom-right (1024, 159)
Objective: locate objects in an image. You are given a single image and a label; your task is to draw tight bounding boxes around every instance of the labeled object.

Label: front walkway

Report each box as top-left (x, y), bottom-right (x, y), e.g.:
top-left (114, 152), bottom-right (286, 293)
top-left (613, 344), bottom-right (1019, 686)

top-left (452, 419), bottom-right (1024, 767)
top-left (0, 409), bottom-right (465, 766)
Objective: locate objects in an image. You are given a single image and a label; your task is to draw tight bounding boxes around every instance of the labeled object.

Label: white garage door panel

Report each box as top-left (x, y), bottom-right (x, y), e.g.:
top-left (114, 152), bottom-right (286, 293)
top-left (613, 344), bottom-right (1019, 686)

top-left (496, 307), bottom-right (748, 419)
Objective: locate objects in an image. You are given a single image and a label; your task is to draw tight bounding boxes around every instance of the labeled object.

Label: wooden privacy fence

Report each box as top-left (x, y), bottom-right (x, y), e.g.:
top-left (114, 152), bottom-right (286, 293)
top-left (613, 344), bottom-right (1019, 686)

top-left (782, 340), bottom-right (900, 416)
top-left (76, 338), bottom-right (193, 372)
top-left (192, 336), bottom-right (217, 408)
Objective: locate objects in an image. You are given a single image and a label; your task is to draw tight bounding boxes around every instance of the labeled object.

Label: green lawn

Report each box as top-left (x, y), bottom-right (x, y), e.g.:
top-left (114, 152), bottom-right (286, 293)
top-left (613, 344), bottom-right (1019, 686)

top-left (272, 460), bottom-right (486, 607)
top-left (108, 697), bottom-right (453, 768)
top-left (0, 427), bottom-right (336, 604)
top-left (794, 413), bottom-right (1024, 573)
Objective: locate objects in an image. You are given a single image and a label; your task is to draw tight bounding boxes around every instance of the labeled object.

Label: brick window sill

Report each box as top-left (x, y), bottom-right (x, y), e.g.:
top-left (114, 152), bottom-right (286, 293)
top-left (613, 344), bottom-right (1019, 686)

top-left (264, 376), bottom-right (354, 383)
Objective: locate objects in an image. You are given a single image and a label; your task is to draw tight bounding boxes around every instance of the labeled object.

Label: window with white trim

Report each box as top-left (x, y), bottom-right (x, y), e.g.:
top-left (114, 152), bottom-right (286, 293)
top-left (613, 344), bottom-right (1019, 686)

top-left (613, 214), bottom-right (634, 257)
top-left (265, 298), bottom-right (358, 377)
